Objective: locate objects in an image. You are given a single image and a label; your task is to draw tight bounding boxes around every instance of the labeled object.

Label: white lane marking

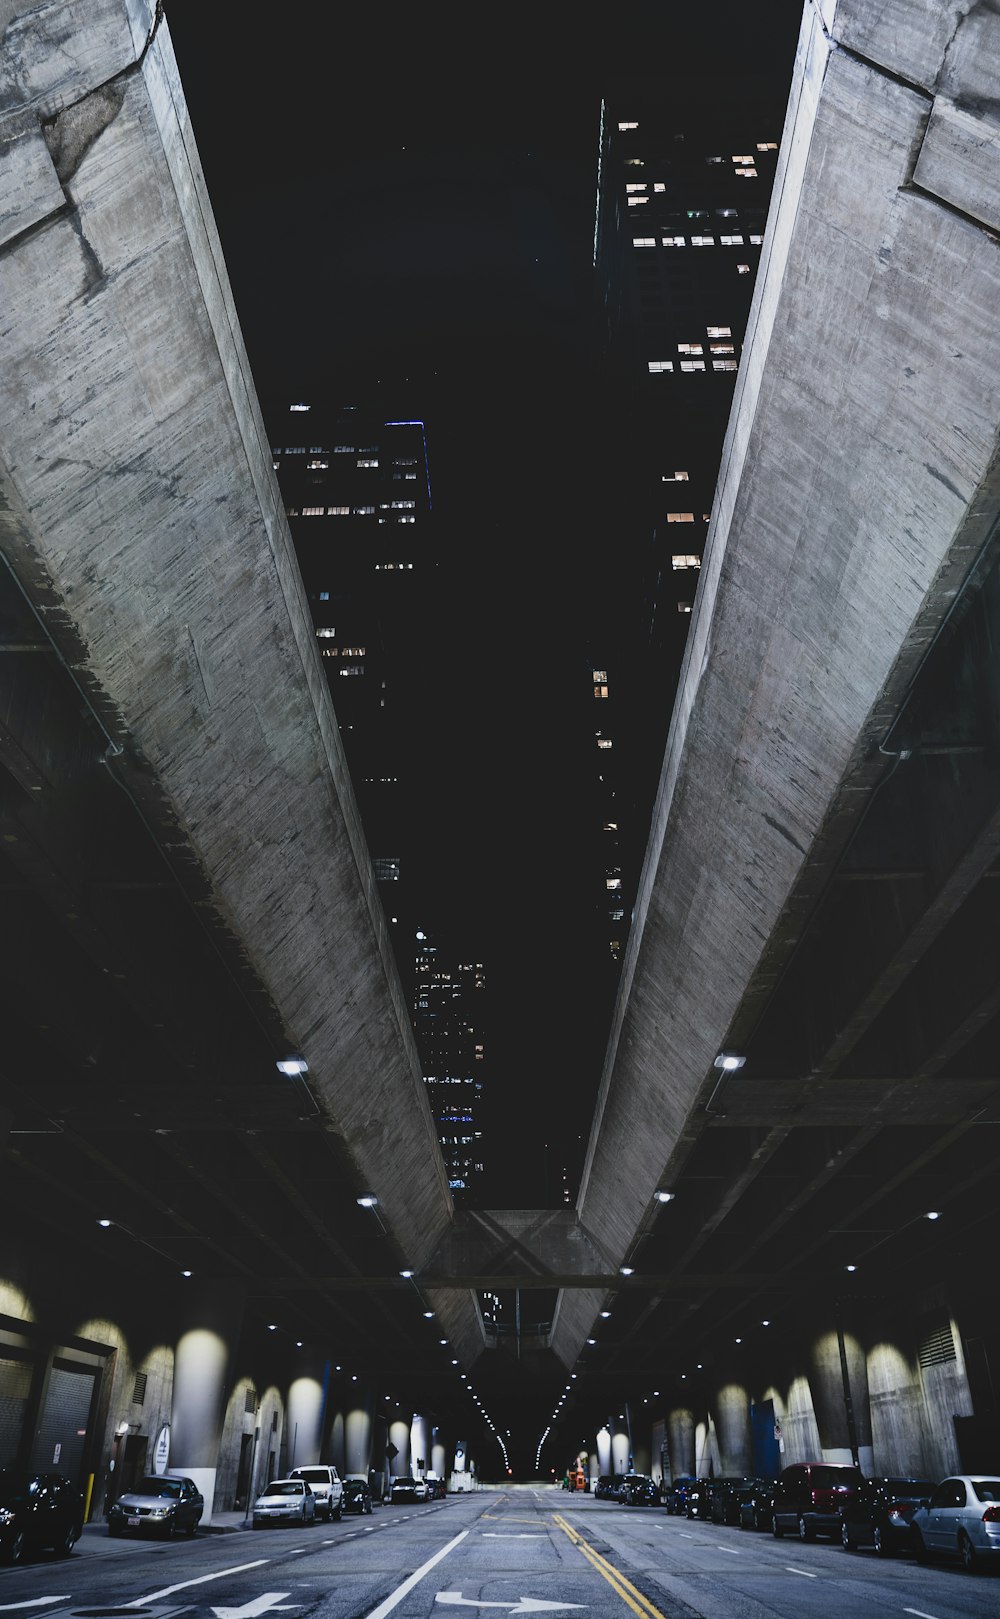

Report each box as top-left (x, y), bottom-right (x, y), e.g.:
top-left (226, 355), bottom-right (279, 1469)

top-left (784, 1566), bottom-right (817, 1578)
top-left (288, 1547), bottom-right (306, 1553)
top-left (437, 1599), bottom-right (585, 1614)
top-left (713, 1546), bottom-right (740, 1554)
top-left (903, 1611), bottom-right (943, 1619)
top-left (0, 1602), bottom-right (72, 1613)
top-left (364, 1525), bottom-right (376, 1531)
top-left (125, 1558), bottom-right (270, 1605)
top-left (677, 1531), bottom-right (695, 1539)
top-left (364, 1529), bottom-right (470, 1619)
top-left (211, 1598), bottom-right (297, 1619)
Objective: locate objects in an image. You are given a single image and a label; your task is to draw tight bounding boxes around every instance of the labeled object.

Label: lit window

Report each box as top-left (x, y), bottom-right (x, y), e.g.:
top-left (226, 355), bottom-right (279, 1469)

top-left (316, 627), bottom-right (337, 639)
top-left (594, 684), bottom-right (608, 699)
top-left (302, 506), bottom-right (324, 516)
top-left (706, 155), bottom-right (723, 164)
top-left (707, 326), bottom-right (732, 338)
top-left (672, 554), bottom-right (701, 569)
top-left (663, 470), bottom-right (689, 482)
top-left (717, 208), bottom-right (738, 218)
top-left (737, 263), bottom-right (751, 274)
top-left (667, 512), bottom-right (695, 523)
top-left (397, 515), bottom-right (416, 523)
top-left (661, 235), bottom-right (686, 248)
top-left (606, 877), bottom-right (622, 890)
top-left (592, 668), bottom-right (607, 682)
top-left (329, 505), bottom-right (349, 515)
top-left (626, 183), bottom-right (647, 193)
top-left (596, 738), bottom-right (613, 750)
top-left (720, 234), bottom-right (745, 246)
top-left (647, 360), bottom-right (674, 373)
top-left (627, 195), bottom-right (649, 206)
top-left (319, 591), bottom-right (330, 601)
top-left (749, 233), bottom-right (763, 244)
top-left (732, 154), bottom-right (753, 164)
top-left (390, 500), bottom-right (416, 509)
top-left (678, 601), bottom-right (692, 613)
top-left (653, 182), bottom-right (665, 192)
top-left (334, 445), bottom-right (353, 454)
top-left (289, 403), bottom-right (310, 412)
top-left (757, 141), bottom-right (778, 150)
top-left (357, 457), bottom-right (379, 467)
top-left (633, 237), bottom-right (656, 248)
top-left (710, 342), bottom-right (735, 353)
top-left (624, 157), bottom-right (644, 167)
top-left (691, 235), bottom-right (715, 246)
top-left (678, 343), bottom-right (703, 355)
top-left (618, 120), bottom-right (638, 130)
top-left (306, 458), bottom-right (329, 470)
top-left (680, 360), bottom-right (706, 372)
top-left (712, 358), bottom-right (738, 371)
top-left (735, 167), bottom-right (757, 178)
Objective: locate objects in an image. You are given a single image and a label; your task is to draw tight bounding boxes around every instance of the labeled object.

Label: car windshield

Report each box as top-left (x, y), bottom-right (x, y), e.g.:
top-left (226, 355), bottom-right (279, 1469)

top-left (394, 1477), bottom-right (416, 1486)
top-left (130, 1478), bottom-right (181, 1497)
top-left (810, 1467), bottom-right (860, 1487)
top-left (293, 1469), bottom-right (328, 1482)
top-left (262, 1481), bottom-right (303, 1496)
top-left (972, 1480), bottom-right (1000, 1501)
top-left (885, 1479), bottom-right (935, 1494)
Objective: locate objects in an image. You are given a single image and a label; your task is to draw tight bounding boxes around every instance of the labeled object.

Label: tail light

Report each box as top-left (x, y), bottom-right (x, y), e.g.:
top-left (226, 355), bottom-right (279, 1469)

top-left (983, 1505), bottom-right (1000, 1523)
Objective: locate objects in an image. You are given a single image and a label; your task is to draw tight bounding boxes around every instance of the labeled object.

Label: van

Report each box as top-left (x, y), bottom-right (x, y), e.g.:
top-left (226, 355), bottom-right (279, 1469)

top-left (287, 1464), bottom-right (343, 1521)
top-left (770, 1462), bottom-right (862, 1540)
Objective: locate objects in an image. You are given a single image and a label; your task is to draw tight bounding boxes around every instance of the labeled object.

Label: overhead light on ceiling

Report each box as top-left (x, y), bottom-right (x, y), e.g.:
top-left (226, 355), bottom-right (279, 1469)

top-left (356, 1195), bottom-right (378, 1207)
top-left (423, 1311), bottom-right (434, 1318)
top-left (181, 1270), bottom-right (193, 1278)
top-left (845, 1264), bottom-right (857, 1272)
top-left (654, 1190), bottom-right (675, 1203)
top-left (587, 1338), bottom-right (596, 1345)
top-left (97, 1218), bottom-right (112, 1227)
top-left (275, 1054), bottom-right (308, 1075)
top-left (925, 1210), bottom-right (941, 1220)
top-left (399, 1269), bottom-right (415, 1278)
top-left (619, 1266), bottom-right (634, 1276)
top-left (600, 1310), bottom-right (611, 1318)
top-left (713, 1051), bottom-right (746, 1071)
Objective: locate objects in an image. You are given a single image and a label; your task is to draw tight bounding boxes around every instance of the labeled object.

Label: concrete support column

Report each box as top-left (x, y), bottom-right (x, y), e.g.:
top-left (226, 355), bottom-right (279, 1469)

top-left (808, 1326), bottom-right (873, 1468)
top-left (596, 1426), bottom-right (612, 1474)
top-left (668, 1408), bottom-right (695, 1480)
top-left (169, 1277), bottom-right (245, 1523)
top-left (714, 1384), bottom-right (751, 1475)
top-left (329, 1408), bottom-right (346, 1472)
top-left (388, 1417), bottom-right (410, 1477)
top-left (632, 1435), bottom-right (651, 1474)
top-left (432, 1432), bottom-right (447, 1478)
top-left (345, 1391), bottom-right (374, 1477)
top-left (411, 1413), bottom-right (432, 1476)
top-left (611, 1421), bottom-right (629, 1475)
top-left (286, 1348), bottom-right (329, 1471)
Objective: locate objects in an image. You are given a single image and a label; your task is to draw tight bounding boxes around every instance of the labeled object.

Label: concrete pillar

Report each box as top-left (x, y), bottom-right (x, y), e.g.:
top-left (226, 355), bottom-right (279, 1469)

top-left (632, 1435), bottom-right (651, 1474)
top-left (809, 1326), bottom-right (873, 1467)
top-left (596, 1426), bottom-right (612, 1474)
top-left (329, 1408), bottom-right (346, 1472)
top-left (611, 1422), bottom-right (629, 1475)
top-left (432, 1433), bottom-right (447, 1477)
top-left (411, 1413), bottom-right (432, 1476)
top-left (389, 1417), bottom-right (410, 1476)
top-left (169, 1278), bottom-right (245, 1523)
top-left (345, 1392), bottom-right (374, 1476)
top-left (714, 1384), bottom-right (752, 1475)
top-left (286, 1349), bottom-right (329, 1470)
top-left (668, 1408), bottom-right (695, 1479)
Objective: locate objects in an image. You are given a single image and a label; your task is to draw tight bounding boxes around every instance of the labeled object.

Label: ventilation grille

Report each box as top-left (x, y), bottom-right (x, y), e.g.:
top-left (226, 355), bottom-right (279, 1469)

top-left (245, 1387), bottom-right (257, 1415)
top-left (131, 1372), bottom-right (147, 1405)
top-left (919, 1319), bottom-right (957, 1368)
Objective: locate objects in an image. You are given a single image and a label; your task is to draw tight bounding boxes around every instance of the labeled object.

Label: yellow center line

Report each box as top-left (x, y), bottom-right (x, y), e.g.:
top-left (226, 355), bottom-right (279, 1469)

top-left (552, 1514), bottom-right (670, 1619)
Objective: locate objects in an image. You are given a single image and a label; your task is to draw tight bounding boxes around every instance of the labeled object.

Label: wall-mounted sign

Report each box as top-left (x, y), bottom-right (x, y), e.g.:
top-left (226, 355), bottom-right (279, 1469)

top-left (153, 1424), bottom-right (170, 1475)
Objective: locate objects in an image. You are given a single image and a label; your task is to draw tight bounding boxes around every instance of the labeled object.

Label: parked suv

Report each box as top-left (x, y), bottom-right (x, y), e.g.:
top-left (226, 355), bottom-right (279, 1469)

top-left (770, 1462), bottom-right (862, 1540)
top-left (288, 1464), bottom-right (343, 1521)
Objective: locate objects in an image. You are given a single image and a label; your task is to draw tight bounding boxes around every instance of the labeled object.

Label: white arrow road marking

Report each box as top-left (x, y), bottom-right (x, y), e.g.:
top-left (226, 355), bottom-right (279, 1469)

top-left (210, 1598), bottom-right (297, 1619)
top-left (125, 1558), bottom-right (270, 1605)
top-left (365, 1529), bottom-right (470, 1619)
top-left (437, 1597), bottom-right (586, 1614)
top-left (0, 1601), bottom-right (71, 1613)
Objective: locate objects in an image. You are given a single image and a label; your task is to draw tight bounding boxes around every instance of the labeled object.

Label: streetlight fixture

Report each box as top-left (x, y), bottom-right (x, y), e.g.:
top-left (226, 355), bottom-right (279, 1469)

top-left (705, 1051), bottom-right (746, 1114)
top-left (275, 1054), bottom-right (308, 1075)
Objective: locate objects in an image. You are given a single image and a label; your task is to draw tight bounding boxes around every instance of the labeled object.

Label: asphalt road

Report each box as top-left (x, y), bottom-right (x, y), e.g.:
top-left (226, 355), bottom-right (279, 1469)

top-left (2, 1487), bottom-right (997, 1619)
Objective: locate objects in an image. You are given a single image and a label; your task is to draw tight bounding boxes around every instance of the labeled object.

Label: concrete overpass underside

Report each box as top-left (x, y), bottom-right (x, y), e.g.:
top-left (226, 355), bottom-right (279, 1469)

top-left (1, 0), bottom-right (999, 1470)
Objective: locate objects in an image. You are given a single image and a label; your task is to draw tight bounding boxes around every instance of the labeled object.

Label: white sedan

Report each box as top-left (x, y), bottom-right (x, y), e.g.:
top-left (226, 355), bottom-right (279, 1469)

top-left (252, 1478), bottom-right (316, 1528)
top-left (910, 1474), bottom-right (1000, 1571)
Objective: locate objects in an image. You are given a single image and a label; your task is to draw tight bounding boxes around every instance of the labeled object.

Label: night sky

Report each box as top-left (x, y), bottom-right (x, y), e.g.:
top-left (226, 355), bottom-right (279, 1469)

top-left (162, 2), bottom-right (805, 1202)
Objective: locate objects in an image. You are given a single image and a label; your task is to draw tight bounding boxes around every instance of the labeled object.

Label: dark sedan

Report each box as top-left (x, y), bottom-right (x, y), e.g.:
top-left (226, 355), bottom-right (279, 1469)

top-left (594, 1475), bottom-right (618, 1500)
top-left (840, 1476), bottom-right (936, 1556)
top-left (709, 1477), bottom-right (751, 1525)
top-left (0, 1470), bottom-right (83, 1565)
top-left (619, 1473), bottom-right (658, 1506)
top-left (342, 1475), bottom-right (373, 1514)
top-left (737, 1478), bottom-right (775, 1531)
top-left (663, 1476), bottom-right (698, 1515)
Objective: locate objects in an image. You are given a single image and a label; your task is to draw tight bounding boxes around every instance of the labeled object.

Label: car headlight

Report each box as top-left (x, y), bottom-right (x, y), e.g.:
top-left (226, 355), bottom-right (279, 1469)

top-left (0, 1508), bottom-right (14, 1525)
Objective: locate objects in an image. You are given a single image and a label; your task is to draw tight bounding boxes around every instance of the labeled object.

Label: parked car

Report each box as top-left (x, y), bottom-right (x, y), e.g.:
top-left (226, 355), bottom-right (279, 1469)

top-left (663, 1476), bottom-right (698, 1515)
top-left (251, 1477), bottom-right (316, 1528)
top-left (390, 1475), bottom-right (428, 1503)
top-left (910, 1474), bottom-right (1000, 1571)
top-left (594, 1474), bottom-right (618, 1500)
top-left (619, 1473), bottom-right (658, 1506)
top-left (771, 1462), bottom-right (862, 1540)
top-left (0, 1470), bottom-right (83, 1564)
top-left (108, 1474), bottom-right (203, 1539)
top-left (424, 1474), bottom-right (447, 1499)
top-left (288, 1463), bottom-right (343, 1521)
top-left (708, 1477), bottom-right (751, 1525)
top-left (341, 1475), bottom-right (373, 1514)
top-left (840, 1476), bottom-right (936, 1556)
top-left (685, 1478), bottom-right (715, 1519)
top-left (736, 1478), bottom-right (775, 1531)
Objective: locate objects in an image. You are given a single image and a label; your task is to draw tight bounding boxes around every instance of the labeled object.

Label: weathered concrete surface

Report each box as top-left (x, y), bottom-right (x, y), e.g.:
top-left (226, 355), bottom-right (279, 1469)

top-left (0, 4), bottom-right (472, 1334)
top-left (561, 0), bottom-right (1000, 1367)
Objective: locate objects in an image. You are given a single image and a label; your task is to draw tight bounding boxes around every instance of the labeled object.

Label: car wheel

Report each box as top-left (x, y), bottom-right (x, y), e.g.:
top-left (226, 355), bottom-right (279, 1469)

top-left (185, 1517), bottom-right (197, 1537)
top-left (873, 1524), bottom-right (889, 1557)
top-left (1, 1527), bottom-right (26, 1566)
top-left (334, 1501), bottom-right (342, 1520)
top-left (771, 1515), bottom-right (784, 1538)
top-left (841, 1520), bottom-right (852, 1550)
top-left (958, 1531), bottom-right (978, 1573)
top-left (57, 1521), bottom-right (80, 1557)
top-left (797, 1515), bottom-right (814, 1541)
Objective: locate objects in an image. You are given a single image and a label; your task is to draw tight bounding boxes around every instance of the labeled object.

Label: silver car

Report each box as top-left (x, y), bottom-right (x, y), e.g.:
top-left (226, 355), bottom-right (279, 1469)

top-left (910, 1475), bottom-right (1000, 1571)
top-left (107, 1474), bottom-right (203, 1539)
top-left (252, 1477), bottom-right (316, 1528)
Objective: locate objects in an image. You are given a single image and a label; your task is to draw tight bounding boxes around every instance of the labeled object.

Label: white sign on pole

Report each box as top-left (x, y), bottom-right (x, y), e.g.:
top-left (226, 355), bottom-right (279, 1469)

top-left (153, 1424), bottom-right (170, 1474)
